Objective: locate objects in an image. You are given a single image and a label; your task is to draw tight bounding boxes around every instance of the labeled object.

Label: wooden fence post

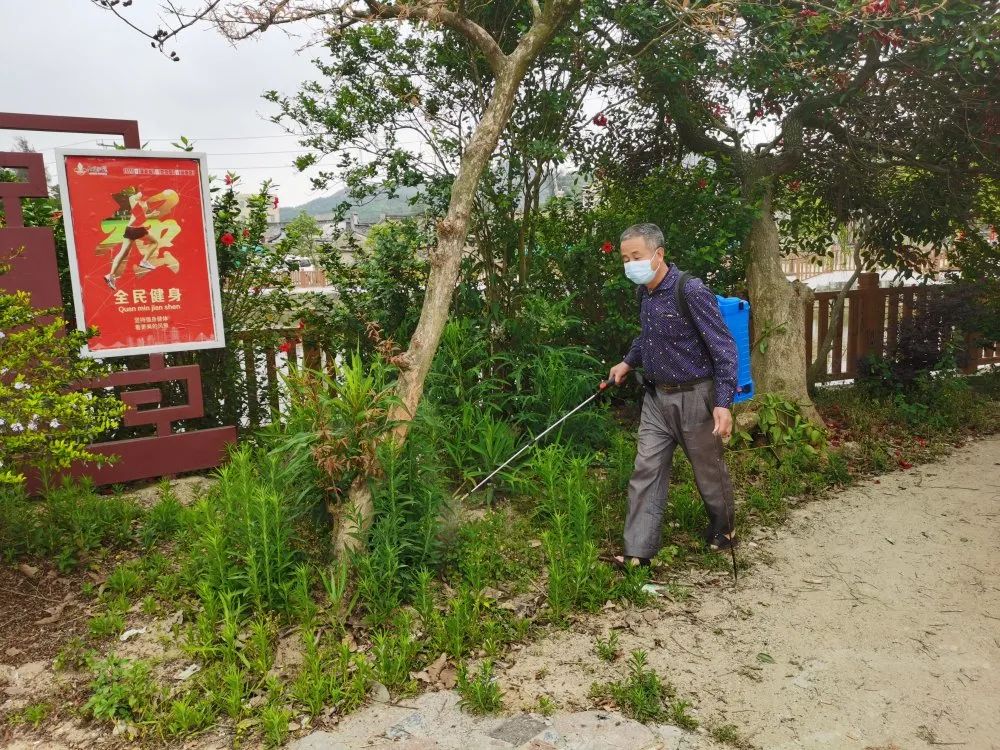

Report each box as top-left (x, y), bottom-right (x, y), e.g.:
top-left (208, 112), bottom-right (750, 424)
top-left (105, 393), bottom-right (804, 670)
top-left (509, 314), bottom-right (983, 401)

top-left (856, 272), bottom-right (883, 363)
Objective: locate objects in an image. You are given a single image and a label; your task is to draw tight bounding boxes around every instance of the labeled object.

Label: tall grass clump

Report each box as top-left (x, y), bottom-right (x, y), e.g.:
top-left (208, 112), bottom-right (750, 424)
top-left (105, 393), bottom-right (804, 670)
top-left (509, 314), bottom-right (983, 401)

top-left (184, 446), bottom-right (304, 616)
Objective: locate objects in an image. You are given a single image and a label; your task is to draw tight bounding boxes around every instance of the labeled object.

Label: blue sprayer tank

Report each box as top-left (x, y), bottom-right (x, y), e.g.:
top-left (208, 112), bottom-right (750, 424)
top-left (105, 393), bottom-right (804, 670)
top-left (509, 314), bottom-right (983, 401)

top-left (715, 296), bottom-right (754, 403)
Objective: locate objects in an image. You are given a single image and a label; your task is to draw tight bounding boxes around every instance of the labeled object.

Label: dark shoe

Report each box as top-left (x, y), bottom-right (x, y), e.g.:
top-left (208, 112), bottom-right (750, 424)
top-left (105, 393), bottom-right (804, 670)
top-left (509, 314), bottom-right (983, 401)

top-left (708, 532), bottom-right (738, 552)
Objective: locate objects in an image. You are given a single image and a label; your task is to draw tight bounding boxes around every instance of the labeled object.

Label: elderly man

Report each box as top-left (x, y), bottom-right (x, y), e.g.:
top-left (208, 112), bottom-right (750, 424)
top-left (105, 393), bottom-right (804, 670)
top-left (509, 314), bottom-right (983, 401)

top-left (607, 223), bottom-right (738, 566)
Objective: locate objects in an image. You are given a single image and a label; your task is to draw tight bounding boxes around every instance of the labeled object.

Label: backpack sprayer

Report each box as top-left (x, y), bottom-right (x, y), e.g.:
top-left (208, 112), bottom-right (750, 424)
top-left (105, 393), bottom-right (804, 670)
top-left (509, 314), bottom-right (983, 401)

top-left (454, 376), bottom-right (739, 583)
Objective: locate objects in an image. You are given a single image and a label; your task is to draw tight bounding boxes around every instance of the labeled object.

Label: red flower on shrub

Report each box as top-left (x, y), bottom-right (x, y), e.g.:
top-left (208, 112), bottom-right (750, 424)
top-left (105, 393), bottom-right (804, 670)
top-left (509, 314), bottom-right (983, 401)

top-left (898, 459), bottom-right (913, 470)
top-left (224, 173), bottom-right (234, 186)
top-left (272, 196), bottom-right (280, 209)
top-left (279, 341), bottom-right (294, 354)
top-left (601, 241), bottom-right (614, 254)
top-left (242, 228), bottom-right (251, 239)
top-left (697, 178), bottom-right (708, 190)
top-left (592, 112), bottom-right (608, 127)
top-left (799, 8), bottom-right (818, 18)
top-left (789, 180), bottom-right (802, 191)
top-left (220, 232), bottom-right (235, 246)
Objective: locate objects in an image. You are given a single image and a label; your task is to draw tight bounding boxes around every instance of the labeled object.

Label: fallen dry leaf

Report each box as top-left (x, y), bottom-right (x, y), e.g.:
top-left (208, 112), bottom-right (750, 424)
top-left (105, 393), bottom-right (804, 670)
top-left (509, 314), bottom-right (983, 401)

top-left (18, 564), bottom-right (39, 578)
top-left (35, 602), bottom-right (69, 625)
top-left (438, 666), bottom-right (458, 689)
top-left (423, 652), bottom-right (448, 683)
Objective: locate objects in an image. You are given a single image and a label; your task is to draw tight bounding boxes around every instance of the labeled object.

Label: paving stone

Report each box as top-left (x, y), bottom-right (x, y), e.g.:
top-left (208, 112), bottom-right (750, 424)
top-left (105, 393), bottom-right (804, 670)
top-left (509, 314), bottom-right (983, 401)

top-left (523, 727), bottom-right (566, 748)
top-left (387, 710), bottom-right (431, 739)
top-left (551, 710), bottom-right (662, 750)
top-left (488, 714), bottom-right (550, 745)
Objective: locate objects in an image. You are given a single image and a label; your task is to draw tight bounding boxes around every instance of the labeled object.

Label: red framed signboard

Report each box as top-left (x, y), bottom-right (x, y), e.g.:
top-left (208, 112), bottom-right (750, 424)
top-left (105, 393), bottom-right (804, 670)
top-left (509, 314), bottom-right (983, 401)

top-left (56, 149), bottom-right (225, 357)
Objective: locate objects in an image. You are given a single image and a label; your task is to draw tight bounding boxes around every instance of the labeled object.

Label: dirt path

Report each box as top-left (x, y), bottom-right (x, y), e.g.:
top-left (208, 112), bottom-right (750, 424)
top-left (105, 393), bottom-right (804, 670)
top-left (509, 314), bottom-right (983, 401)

top-left (499, 436), bottom-right (1000, 749)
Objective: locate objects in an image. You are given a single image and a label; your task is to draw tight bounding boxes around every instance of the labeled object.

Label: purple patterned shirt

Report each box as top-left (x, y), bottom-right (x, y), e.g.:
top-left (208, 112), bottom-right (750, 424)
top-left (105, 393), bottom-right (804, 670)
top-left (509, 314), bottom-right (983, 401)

top-left (623, 264), bottom-right (738, 408)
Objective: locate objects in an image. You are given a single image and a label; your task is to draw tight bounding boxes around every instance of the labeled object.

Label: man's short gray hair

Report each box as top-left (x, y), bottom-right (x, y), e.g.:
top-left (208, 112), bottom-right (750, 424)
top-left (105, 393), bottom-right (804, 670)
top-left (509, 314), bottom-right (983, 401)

top-left (620, 223), bottom-right (664, 251)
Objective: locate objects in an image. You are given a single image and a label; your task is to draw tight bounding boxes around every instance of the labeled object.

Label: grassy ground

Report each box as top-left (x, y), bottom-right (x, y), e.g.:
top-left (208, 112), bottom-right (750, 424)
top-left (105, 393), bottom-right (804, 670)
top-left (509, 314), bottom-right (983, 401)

top-left (1, 372), bottom-right (997, 747)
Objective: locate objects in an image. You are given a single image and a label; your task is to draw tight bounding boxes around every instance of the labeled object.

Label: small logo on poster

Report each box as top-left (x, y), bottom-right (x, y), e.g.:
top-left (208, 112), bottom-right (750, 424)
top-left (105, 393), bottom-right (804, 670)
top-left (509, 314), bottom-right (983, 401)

top-left (74, 162), bottom-right (108, 176)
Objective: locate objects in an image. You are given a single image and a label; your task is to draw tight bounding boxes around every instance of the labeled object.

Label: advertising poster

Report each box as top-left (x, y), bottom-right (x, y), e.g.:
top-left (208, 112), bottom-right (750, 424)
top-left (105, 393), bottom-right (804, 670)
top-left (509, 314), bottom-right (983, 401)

top-left (56, 149), bottom-right (225, 357)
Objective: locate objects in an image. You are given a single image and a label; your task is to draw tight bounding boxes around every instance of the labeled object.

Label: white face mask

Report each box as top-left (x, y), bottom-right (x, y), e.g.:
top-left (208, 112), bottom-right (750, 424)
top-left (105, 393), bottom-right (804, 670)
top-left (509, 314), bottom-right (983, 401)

top-left (624, 254), bottom-right (660, 285)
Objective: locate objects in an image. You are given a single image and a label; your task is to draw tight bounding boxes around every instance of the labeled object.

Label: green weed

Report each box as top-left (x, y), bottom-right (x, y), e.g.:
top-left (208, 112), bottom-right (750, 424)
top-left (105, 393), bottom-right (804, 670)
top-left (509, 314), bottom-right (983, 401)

top-left (261, 704), bottom-right (292, 748)
top-left (371, 612), bottom-right (420, 690)
top-left (54, 637), bottom-right (94, 672)
top-left (595, 632), bottom-right (621, 662)
top-left (711, 722), bottom-right (754, 748)
top-left (8, 702), bottom-right (50, 728)
top-left (457, 660), bottom-right (503, 715)
top-left (589, 650), bottom-right (673, 723)
top-left (667, 698), bottom-right (699, 730)
top-left (140, 484), bottom-right (188, 546)
top-left (84, 656), bottom-right (161, 725)
top-left (88, 610), bottom-right (126, 639)
top-left (162, 693), bottom-right (215, 737)
top-left (536, 695), bottom-right (556, 716)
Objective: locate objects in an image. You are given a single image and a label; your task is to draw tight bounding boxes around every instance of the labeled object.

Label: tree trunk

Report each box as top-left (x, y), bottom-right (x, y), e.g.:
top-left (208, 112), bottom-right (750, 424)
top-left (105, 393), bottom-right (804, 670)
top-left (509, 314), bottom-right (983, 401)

top-left (335, 15), bottom-right (568, 554)
top-left (745, 188), bottom-right (823, 425)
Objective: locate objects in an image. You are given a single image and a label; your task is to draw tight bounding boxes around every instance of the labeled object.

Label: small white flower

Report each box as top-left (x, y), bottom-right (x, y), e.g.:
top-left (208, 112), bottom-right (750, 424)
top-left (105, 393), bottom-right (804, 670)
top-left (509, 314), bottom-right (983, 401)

top-left (11, 422), bottom-right (24, 433)
top-left (94, 358), bottom-right (104, 364)
top-left (0, 368), bottom-right (7, 375)
top-left (0, 331), bottom-right (6, 339)
top-left (13, 381), bottom-right (29, 390)
top-left (49, 419), bottom-right (61, 429)
top-left (0, 419), bottom-right (5, 427)
top-left (27, 421), bottom-right (37, 431)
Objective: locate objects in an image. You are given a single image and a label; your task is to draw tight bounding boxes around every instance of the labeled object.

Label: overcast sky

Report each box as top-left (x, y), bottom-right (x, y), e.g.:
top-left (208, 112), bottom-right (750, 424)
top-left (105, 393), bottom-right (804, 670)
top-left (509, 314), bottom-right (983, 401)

top-left (1, 0), bottom-right (334, 207)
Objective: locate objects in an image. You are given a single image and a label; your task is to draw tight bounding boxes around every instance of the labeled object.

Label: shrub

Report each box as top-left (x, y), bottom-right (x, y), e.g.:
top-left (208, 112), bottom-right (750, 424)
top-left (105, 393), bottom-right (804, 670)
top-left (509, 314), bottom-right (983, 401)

top-left (0, 285), bottom-right (124, 486)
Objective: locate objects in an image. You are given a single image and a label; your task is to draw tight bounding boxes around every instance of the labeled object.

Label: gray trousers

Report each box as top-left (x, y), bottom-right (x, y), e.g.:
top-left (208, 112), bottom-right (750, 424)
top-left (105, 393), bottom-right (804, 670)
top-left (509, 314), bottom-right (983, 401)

top-left (623, 379), bottom-right (736, 559)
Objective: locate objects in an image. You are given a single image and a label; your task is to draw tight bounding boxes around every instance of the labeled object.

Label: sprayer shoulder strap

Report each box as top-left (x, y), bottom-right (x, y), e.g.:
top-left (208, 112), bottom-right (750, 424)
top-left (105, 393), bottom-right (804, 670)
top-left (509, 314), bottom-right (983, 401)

top-left (636, 271), bottom-right (693, 321)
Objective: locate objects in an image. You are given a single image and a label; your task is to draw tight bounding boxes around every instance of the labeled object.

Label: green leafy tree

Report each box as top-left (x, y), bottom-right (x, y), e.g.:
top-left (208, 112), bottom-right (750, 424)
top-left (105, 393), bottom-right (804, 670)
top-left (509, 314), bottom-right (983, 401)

top-left (581, 0), bottom-right (998, 421)
top-left (278, 212), bottom-right (325, 266)
top-left (532, 164), bottom-right (754, 364)
top-left (97, 0), bottom-right (593, 551)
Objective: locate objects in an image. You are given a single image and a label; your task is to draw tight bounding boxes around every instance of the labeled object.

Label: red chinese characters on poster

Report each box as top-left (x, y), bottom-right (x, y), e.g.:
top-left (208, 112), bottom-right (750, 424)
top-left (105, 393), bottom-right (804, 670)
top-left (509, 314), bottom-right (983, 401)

top-left (57, 151), bottom-right (225, 357)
